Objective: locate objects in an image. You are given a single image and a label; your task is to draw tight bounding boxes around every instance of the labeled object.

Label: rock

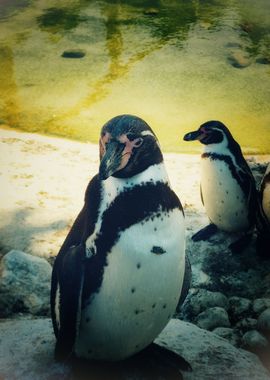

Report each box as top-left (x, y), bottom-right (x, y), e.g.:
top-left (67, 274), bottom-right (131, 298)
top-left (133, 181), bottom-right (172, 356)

top-left (253, 299), bottom-right (270, 316)
top-left (0, 318), bottom-right (269, 380)
top-left (227, 50), bottom-right (252, 68)
top-left (0, 250), bottom-right (52, 317)
top-left (212, 327), bottom-right (240, 346)
top-left (257, 308), bottom-right (270, 333)
top-left (196, 307), bottom-right (231, 331)
top-left (256, 57), bottom-right (270, 65)
top-left (229, 296), bottom-right (252, 322)
top-left (182, 289), bottom-right (229, 319)
top-left (235, 318), bottom-right (258, 333)
top-left (143, 8), bottom-right (159, 16)
top-left (191, 265), bottom-right (211, 287)
top-left (242, 330), bottom-right (269, 350)
top-left (61, 49), bottom-right (86, 58)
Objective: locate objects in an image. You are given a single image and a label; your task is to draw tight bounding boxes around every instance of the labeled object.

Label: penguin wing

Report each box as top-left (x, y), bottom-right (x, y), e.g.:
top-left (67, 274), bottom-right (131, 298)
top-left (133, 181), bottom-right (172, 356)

top-left (236, 163), bottom-right (258, 225)
top-left (200, 183), bottom-right (204, 206)
top-left (51, 174), bottom-right (102, 361)
top-left (53, 244), bottom-right (85, 361)
top-left (176, 255), bottom-right (191, 312)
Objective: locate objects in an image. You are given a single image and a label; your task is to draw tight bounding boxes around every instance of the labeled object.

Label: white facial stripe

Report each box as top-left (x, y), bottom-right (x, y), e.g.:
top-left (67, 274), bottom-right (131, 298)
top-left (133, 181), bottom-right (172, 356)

top-left (141, 130), bottom-right (155, 137)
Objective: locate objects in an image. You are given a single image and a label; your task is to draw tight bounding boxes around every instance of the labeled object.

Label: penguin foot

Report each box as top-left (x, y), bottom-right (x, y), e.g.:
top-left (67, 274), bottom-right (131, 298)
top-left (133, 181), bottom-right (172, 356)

top-left (192, 224), bottom-right (218, 242)
top-left (229, 233), bottom-right (252, 254)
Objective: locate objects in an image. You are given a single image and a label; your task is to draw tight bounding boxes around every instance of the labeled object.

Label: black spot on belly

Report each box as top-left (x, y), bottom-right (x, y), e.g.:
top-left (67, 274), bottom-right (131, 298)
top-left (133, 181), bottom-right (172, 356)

top-left (163, 304), bottom-right (167, 309)
top-left (235, 212), bottom-right (238, 216)
top-left (154, 227), bottom-right (157, 232)
top-left (152, 303), bottom-right (156, 309)
top-left (226, 190), bottom-right (229, 194)
top-left (151, 246), bottom-right (166, 255)
top-left (137, 263), bottom-right (141, 269)
top-left (134, 309), bottom-right (144, 315)
top-left (131, 287), bottom-right (136, 293)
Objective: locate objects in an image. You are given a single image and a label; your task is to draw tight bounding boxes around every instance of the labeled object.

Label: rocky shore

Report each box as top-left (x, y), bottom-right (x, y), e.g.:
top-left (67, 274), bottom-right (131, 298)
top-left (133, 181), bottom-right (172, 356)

top-left (0, 128), bottom-right (270, 379)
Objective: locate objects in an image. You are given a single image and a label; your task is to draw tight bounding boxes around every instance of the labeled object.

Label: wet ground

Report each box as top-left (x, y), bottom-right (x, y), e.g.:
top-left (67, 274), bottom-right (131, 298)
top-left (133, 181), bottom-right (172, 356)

top-left (0, 0), bottom-right (270, 152)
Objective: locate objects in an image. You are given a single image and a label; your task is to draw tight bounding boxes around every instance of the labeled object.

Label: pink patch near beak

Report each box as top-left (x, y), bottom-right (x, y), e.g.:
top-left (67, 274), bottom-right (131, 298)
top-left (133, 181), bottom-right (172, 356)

top-left (118, 136), bottom-right (143, 171)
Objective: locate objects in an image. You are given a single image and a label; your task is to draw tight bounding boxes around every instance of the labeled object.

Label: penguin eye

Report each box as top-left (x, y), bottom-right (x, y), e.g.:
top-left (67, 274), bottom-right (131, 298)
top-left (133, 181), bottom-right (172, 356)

top-left (133, 137), bottom-right (144, 148)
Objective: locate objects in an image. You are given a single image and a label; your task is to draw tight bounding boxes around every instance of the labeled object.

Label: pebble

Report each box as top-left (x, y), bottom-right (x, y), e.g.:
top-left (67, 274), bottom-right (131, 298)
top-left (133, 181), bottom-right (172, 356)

top-left (253, 298), bottom-right (270, 316)
top-left (196, 307), bottom-right (230, 331)
top-left (143, 8), bottom-right (159, 16)
top-left (229, 296), bottom-right (252, 322)
top-left (183, 289), bottom-right (229, 318)
top-left (242, 330), bottom-right (269, 350)
top-left (227, 50), bottom-right (251, 68)
top-left (256, 57), bottom-right (270, 65)
top-left (235, 318), bottom-right (258, 333)
top-left (212, 327), bottom-right (240, 347)
top-left (257, 308), bottom-right (270, 332)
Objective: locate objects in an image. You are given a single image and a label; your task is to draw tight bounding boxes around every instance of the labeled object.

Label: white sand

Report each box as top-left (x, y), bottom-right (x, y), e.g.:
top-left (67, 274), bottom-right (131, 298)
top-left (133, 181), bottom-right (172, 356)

top-left (0, 128), bottom-right (269, 258)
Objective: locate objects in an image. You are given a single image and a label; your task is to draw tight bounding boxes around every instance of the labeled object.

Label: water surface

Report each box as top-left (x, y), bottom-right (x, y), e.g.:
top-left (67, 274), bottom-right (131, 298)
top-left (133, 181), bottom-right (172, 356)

top-left (0, 0), bottom-right (270, 152)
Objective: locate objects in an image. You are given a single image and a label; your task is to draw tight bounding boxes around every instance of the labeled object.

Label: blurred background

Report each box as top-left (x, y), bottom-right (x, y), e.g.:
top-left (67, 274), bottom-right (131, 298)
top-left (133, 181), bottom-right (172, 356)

top-left (0, 0), bottom-right (270, 153)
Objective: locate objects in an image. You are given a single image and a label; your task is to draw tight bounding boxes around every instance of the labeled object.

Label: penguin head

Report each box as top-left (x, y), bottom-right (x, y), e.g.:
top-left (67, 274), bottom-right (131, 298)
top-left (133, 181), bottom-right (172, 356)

top-left (99, 115), bottom-right (163, 180)
top-left (183, 120), bottom-right (235, 148)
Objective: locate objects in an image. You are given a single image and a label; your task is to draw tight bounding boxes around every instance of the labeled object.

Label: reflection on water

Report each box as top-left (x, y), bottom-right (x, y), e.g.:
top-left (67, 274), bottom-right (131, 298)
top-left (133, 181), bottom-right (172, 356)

top-left (0, 0), bottom-right (269, 152)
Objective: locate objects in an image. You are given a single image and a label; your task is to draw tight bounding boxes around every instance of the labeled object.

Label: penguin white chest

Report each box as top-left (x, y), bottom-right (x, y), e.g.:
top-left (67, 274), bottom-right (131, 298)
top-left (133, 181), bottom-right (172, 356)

top-left (75, 209), bottom-right (185, 361)
top-left (201, 157), bottom-right (249, 232)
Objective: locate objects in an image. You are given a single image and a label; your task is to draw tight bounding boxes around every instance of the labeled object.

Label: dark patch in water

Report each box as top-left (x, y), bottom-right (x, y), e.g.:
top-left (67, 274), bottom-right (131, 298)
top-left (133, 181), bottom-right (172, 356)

top-left (61, 50), bottom-right (86, 59)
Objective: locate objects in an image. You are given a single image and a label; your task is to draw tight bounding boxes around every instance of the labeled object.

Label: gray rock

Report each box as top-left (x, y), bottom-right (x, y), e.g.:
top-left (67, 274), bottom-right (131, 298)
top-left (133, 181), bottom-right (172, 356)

top-left (257, 308), bottom-right (270, 332)
top-left (235, 318), bottom-right (258, 333)
top-left (0, 318), bottom-right (269, 380)
top-left (229, 296), bottom-right (252, 322)
top-left (0, 250), bottom-right (52, 316)
top-left (242, 330), bottom-right (269, 349)
top-left (253, 299), bottom-right (270, 316)
top-left (212, 327), bottom-right (240, 346)
top-left (191, 265), bottom-right (211, 287)
top-left (182, 289), bottom-right (229, 319)
top-left (196, 307), bottom-right (231, 331)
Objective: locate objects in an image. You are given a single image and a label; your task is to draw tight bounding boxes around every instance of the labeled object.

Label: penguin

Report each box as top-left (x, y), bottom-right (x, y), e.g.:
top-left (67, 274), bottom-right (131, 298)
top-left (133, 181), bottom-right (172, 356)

top-left (51, 115), bottom-right (190, 368)
top-left (256, 163), bottom-right (270, 257)
top-left (183, 120), bottom-right (258, 252)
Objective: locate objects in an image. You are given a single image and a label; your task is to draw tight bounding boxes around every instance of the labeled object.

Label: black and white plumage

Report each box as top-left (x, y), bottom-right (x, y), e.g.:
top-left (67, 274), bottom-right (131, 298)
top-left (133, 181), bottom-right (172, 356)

top-left (183, 120), bottom-right (257, 251)
top-left (51, 115), bottom-right (189, 365)
top-left (256, 163), bottom-right (270, 257)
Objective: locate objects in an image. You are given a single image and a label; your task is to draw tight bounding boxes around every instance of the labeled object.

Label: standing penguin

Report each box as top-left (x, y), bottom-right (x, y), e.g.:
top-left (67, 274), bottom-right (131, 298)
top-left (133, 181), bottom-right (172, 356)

top-left (256, 163), bottom-right (270, 257)
top-left (51, 115), bottom-right (190, 368)
top-left (183, 120), bottom-right (257, 252)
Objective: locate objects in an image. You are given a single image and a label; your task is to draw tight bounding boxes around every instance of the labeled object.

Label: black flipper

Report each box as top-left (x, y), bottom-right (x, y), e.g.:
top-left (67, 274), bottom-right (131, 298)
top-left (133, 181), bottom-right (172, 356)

top-left (54, 244), bottom-right (85, 362)
top-left (51, 175), bottom-right (102, 361)
top-left (192, 223), bottom-right (218, 242)
top-left (176, 255), bottom-right (191, 312)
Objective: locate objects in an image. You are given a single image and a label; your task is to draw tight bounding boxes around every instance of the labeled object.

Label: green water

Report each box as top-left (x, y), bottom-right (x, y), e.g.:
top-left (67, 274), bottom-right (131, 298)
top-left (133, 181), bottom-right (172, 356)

top-left (0, 0), bottom-right (270, 153)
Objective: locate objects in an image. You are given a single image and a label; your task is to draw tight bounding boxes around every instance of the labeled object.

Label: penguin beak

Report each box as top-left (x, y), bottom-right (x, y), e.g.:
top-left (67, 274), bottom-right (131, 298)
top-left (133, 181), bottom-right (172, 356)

top-left (99, 140), bottom-right (126, 180)
top-left (183, 129), bottom-right (206, 141)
